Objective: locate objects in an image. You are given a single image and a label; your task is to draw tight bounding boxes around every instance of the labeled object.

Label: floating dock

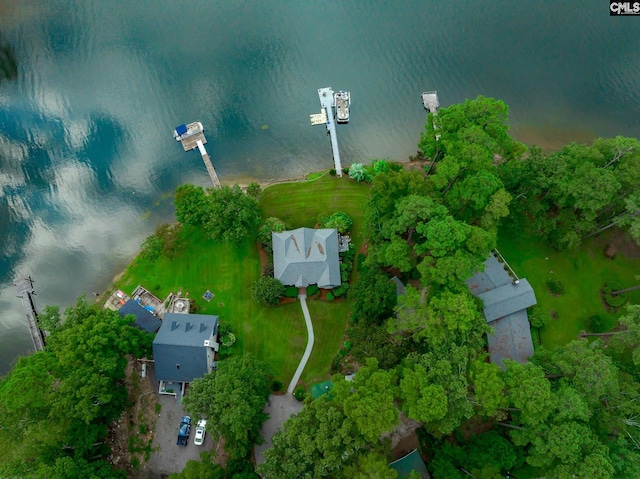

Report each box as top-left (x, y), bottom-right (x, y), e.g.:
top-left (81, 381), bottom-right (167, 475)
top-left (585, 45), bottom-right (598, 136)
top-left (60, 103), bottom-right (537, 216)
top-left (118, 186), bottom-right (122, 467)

top-left (421, 91), bottom-right (439, 114)
top-left (173, 122), bottom-right (221, 188)
top-left (14, 276), bottom-right (46, 352)
top-left (311, 87), bottom-right (343, 177)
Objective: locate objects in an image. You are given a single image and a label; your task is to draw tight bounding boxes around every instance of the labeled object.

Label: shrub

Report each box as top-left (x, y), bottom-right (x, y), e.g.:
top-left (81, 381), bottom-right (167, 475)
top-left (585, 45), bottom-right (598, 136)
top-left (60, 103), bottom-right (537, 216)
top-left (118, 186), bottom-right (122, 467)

top-left (323, 211), bottom-right (353, 234)
top-left (326, 292), bottom-right (335, 301)
top-left (283, 286), bottom-right (299, 298)
top-left (333, 283), bottom-right (349, 298)
top-left (271, 379), bottom-right (283, 392)
top-left (257, 217), bottom-right (288, 247)
top-left (251, 276), bottom-right (285, 305)
top-left (588, 314), bottom-right (607, 333)
top-left (528, 307), bottom-right (551, 329)
top-left (330, 169), bottom-right (336, 176)
top-left (546, 279), bottom-right (565, 295)
top-left (141, 233), bottom-right (164, 262)
top-left (348, 163), bottom-right (367, 182)
top-left (293, 387), bottom-right (306, 401)
top-left (602, 282), bottom-right (627, 308)
top-left (340, 262), bottom-right (352, 283)
top-left (307, 285), bottom-right (319, 296)
top-left (246, 182), bottom-right (262, 199)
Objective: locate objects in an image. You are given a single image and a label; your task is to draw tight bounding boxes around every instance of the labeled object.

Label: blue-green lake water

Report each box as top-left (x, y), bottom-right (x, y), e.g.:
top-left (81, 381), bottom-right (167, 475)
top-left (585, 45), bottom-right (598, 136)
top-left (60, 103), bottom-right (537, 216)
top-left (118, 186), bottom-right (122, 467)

top-left (1, 1), bottom-right (639, 373)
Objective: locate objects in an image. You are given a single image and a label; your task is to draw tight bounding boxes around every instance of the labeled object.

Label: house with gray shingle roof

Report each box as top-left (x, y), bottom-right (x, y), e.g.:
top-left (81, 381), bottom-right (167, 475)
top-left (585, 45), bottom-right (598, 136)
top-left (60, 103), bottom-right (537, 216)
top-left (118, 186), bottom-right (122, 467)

top-left (152, 313), bottom-right (219, 397)
top-left (272, 227), bottom-right (341, 289)
top-left (466, 254), bottom-right (537, 368)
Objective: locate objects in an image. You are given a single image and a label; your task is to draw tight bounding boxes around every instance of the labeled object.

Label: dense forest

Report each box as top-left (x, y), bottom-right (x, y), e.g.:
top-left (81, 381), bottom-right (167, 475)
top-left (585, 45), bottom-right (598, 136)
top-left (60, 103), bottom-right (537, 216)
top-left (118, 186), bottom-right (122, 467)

top-left (2, 96), bottom-right (640, 478)
top-left (259, 97), bottom-right (640, 479)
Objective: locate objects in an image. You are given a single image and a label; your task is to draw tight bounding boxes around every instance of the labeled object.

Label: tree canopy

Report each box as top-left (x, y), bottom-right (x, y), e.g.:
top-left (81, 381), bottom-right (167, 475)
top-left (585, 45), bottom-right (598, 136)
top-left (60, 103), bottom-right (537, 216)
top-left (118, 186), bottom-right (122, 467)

top-left (182, 355), bottom-right (271, 460)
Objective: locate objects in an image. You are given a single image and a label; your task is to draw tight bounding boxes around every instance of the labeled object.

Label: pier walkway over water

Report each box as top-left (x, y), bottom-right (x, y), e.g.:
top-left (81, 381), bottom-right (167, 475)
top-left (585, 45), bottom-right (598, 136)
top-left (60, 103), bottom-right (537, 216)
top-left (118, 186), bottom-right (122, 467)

top-left (174, 122), bottom-right (221, 188)
top-left (312, 87), bottom-right (343, 177)
top-left (14, 276), bottom-right (45, 352)
top-left (197, 140), bottom-right (221, 188)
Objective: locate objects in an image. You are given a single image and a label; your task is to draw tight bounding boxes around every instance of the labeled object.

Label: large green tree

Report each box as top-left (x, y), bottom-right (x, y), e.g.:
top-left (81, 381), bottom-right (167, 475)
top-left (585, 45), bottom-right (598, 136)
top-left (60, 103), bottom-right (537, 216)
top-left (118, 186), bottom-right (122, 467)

top-left (204, 185), bottom-right (262, 242)
top-left (332, 358), bottom-right (399, 441)
top-left (259, 396), bottom-right (365, 478)
top-left (0, 297), bottom-right (152, 476)
top-left (182, 355), bottom-right (271, 459)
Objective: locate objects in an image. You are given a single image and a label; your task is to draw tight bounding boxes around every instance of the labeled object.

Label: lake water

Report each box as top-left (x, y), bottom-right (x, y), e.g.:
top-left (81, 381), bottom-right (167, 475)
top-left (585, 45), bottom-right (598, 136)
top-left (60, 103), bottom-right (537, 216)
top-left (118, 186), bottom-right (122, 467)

top-left (1, 0), bottom-right (639, 373)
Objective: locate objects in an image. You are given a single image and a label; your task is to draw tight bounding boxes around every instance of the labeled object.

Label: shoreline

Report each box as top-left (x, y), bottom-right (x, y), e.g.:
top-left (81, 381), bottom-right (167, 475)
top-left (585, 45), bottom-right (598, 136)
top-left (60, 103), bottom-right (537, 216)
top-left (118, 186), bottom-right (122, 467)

top-left (98, 168), bottom-right (336, 304)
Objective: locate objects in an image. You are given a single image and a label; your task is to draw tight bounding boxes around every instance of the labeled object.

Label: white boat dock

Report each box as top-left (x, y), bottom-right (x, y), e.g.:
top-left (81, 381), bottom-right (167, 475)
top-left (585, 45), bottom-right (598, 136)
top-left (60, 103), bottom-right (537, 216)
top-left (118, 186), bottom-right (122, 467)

top-left (311, 87), bottom-right (343, 177)
top-left (173, 122), bottom-right (221, 188)
top-left (421, 91), bottom-right (439, 114)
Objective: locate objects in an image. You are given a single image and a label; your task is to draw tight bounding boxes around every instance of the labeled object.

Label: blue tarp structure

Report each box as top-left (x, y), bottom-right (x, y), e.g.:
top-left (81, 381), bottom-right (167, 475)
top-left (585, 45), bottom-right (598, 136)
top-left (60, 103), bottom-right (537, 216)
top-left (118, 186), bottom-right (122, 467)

top-left (175, 124), bottom-right (188, 136)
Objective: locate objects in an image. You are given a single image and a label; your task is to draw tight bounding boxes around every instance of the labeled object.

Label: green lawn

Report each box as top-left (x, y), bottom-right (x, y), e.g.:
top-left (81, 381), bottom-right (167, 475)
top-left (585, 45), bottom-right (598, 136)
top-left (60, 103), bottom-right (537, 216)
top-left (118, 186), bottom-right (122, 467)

top-left (114, 175), bottom-right (371, 386)
top-left (302, 299), bottom-right (351, 385)
top-left (497, 227), bottom-right (640, 348)
top-left (259, 174), bottom-right (371, 251)
top-left (260, 175), bottom-right (371, 384)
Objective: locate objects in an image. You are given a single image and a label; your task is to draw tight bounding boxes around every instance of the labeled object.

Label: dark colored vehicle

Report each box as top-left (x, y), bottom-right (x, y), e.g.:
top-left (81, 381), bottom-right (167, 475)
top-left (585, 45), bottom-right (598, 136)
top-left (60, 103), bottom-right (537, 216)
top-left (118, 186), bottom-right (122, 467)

top-left (177, 416), bottom-right (191, 446)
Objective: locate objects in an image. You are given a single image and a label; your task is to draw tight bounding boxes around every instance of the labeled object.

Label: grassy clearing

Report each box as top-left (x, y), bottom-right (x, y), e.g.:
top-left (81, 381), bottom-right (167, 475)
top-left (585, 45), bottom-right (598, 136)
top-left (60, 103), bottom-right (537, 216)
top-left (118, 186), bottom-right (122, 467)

top-left (259, 174), bottom-right (370, 251)
top-left (497, 226), bottom-right (640, 347)
top-left (301, 299), bottom-right (351, 385)
top-left (114, 175), bottom-right (370, 385)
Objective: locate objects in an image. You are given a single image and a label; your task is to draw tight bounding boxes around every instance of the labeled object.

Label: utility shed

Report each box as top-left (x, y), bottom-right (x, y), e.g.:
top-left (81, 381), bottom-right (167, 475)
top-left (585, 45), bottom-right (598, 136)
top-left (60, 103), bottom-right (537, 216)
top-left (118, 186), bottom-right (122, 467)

top-left (272, 228), bottom-right (341, 289)
top-left (466, 254), bottom-right (537, 368)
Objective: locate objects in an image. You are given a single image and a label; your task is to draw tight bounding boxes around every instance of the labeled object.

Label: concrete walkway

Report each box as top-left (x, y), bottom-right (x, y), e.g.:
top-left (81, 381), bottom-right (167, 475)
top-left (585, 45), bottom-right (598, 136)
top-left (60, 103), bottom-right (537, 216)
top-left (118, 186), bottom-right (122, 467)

top-left (287, 294), bottom-right (314, 393)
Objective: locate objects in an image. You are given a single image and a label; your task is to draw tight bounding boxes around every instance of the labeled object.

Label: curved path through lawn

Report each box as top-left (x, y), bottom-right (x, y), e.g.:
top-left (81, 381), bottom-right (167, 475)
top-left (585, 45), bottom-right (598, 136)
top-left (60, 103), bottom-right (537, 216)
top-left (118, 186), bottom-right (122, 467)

top-left (287, 294), bottom-right (314, 393)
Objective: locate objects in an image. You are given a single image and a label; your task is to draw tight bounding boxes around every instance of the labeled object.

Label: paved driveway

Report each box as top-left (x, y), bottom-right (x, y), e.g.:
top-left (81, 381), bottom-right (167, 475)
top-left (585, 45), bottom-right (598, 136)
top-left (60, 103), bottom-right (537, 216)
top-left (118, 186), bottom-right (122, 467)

top-left (147, 393), bottom-right (212, 477)
top-left (254, 393), bottom-right (303, 465)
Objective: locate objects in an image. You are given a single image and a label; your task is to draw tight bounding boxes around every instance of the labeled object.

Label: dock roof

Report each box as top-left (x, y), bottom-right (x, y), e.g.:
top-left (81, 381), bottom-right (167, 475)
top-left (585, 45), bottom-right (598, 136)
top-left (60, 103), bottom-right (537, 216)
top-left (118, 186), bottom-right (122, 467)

top-left (119, 299), bottom-right (162, 334)
top-left (272, 228), bottom-right (341, 288)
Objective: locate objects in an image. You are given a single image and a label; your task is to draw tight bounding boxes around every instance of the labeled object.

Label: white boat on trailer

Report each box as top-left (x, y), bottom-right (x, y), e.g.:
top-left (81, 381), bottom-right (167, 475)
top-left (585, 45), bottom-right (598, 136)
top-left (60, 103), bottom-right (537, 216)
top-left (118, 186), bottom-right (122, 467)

top-left (334, 90), bottom-right (350, 123)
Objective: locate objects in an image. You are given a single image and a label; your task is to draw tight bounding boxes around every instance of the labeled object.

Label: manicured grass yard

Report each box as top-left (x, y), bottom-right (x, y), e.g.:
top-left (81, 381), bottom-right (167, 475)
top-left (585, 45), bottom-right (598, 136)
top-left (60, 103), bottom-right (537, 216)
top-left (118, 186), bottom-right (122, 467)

top-left (115, 175), bottom-right (370, 386)
top-left (497, 226), bottom-right (640, 348)
top-left (259, 174), bottom-right (370, 251)
top-left (260, 174), bottom-right (371, 386)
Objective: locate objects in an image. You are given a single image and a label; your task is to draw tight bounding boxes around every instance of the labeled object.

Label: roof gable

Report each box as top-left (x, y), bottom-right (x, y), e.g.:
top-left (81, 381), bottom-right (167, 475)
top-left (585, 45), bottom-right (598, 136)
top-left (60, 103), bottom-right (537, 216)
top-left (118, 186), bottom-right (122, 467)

top-left (478, 278), bottom-right (537, 322)
top-left (467, 254), bottom-right (537, 368)
top-left (272, 228), bottom-right (341, 288)
top-left (153, 313), bottom-right (218, 383)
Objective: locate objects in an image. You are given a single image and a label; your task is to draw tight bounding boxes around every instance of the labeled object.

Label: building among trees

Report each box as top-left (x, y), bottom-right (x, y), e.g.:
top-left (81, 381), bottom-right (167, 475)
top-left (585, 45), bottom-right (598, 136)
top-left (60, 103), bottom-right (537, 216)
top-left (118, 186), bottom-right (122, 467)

top-left (272, 227), bottom-right (341, 289)
top-left (466, 254), bottom-right (537, 368)
top-left (152, 313), bottom-right (219, 398)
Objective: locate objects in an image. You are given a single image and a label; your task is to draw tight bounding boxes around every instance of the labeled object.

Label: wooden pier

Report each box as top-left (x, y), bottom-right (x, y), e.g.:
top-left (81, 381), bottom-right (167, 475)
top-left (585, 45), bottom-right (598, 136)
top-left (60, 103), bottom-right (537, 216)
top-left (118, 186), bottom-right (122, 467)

top-left (14, 276), bottom-right (46, 352)
top-left (421, 91), bottom-right (439, 115)
top-left (173, 122), bottom-right (221, 189)
top-left (311, 87), bottom-right (343, 177)
top-left (197, 140), bottom-right (221, 188)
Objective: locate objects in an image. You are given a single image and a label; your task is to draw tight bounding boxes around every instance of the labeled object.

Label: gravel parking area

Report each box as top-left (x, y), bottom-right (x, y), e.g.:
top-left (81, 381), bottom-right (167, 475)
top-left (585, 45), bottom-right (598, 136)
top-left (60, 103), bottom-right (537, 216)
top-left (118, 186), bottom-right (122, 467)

top-left (147, 392), bottom-right (212, 477)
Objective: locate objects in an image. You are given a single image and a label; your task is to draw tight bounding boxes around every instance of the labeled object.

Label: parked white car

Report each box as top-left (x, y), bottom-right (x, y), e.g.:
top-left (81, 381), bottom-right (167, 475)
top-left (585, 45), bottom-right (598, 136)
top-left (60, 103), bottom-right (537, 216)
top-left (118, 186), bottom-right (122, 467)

top-left (194, 419), bottom-right (207, 446)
